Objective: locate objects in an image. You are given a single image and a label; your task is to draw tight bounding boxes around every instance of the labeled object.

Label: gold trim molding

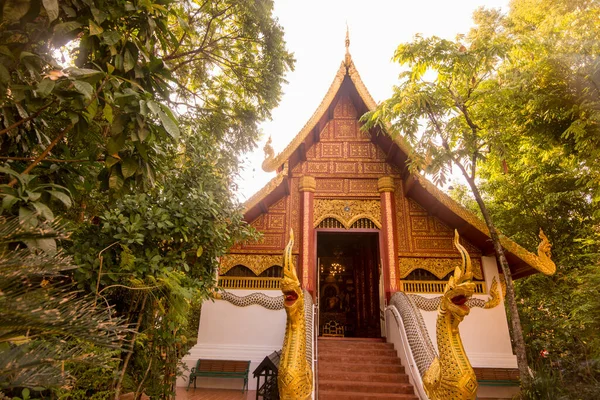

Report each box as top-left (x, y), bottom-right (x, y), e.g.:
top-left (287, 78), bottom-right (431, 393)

top-left (313, 199), bottom-right (381, 229)
top-left (220, 254), bottom-right (283, 275)
top-left (398, 257), bottom-right (484, 280)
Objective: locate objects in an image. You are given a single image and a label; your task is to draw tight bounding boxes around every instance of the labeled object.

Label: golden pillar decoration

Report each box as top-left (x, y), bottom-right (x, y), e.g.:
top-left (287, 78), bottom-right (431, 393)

top-left (299, 176), bottom-right (316, 294)
top-left (298, 176), bottom-right (316, 192)
top-left (377, 176), bottom-right (395, 192)
top-left (378, 176), bottom-right (399, 298)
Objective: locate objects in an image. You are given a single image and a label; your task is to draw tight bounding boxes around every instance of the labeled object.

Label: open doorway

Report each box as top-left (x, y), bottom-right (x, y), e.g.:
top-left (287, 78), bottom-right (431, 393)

top-left (316, 232), bottom-right (381, 338)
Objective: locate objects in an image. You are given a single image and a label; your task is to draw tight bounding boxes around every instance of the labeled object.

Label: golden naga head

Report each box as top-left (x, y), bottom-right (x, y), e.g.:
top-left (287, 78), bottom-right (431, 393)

top-left (443, 231), bottom-right (476, 324)
top-left (281, 229), bottom-right (302, 309)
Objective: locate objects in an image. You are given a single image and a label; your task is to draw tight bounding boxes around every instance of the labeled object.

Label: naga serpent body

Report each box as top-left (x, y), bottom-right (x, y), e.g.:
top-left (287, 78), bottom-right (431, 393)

top-left (422, 231), bottom-right (478, 400)
top-left (278, 230), bottom-right (312, 399)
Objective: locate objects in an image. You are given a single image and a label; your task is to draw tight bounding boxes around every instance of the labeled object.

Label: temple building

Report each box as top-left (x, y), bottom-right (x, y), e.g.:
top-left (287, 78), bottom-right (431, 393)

top-left (179, 40), bottom-right (553, 399)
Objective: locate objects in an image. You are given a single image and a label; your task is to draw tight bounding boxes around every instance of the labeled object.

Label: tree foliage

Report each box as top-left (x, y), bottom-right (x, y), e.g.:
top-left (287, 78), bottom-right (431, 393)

top-left (1, 0), bottom-right (293, 397)
top-left (365, 0), bottom-right (600, 394)
top-left (364, 6), bottom-right (535, 385)
top-left (0, 216), bottom-right (128, 390)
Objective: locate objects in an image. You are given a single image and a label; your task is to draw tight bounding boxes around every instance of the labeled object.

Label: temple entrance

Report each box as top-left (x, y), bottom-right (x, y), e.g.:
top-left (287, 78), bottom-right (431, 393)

top-left (316, 232), bottom-right (381, 338)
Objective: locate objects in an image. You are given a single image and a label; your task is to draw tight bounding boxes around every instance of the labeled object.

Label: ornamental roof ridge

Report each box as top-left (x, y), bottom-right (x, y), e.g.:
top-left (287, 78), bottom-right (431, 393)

top-left (261, 61), bottom-right (347, 172)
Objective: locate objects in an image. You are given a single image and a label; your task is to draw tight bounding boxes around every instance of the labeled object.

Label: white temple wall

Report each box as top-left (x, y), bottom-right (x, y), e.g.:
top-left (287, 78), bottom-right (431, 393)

top-left (177, 289), bottom-right (285, 390)
top-left (418, 256), bottom-right (517, 369)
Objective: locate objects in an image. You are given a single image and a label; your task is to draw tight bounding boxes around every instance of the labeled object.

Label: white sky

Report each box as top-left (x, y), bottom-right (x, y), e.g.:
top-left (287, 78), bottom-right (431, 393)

top-left (235, 0), bottom-right (509, 202)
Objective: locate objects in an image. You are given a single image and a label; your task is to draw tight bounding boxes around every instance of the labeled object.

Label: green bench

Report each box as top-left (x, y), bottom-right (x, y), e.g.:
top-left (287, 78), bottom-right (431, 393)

top-left (187, 359), bottom-right (250, 392)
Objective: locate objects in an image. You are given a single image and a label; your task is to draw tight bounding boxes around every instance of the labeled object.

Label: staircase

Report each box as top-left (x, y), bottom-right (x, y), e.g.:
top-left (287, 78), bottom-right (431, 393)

top-left (317, 337), bottom-right (418, 400)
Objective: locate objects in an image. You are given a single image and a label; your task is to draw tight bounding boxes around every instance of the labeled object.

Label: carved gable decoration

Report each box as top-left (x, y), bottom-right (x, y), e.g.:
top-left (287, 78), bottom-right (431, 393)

top-left (295, 95), bottom-right (397, 181)
top-left (333, 94), bottom-right (358, 119)
top-left (233, 195), bottom-right (288, 252)
top-left (398, 198), bottom-right (482, 257)
top-left (313, 199), bottom-right (381, 229)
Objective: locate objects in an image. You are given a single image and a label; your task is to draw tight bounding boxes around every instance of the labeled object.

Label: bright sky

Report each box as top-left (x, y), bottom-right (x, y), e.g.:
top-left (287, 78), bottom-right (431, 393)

top-left (235, 0), bottom-right (509, 202)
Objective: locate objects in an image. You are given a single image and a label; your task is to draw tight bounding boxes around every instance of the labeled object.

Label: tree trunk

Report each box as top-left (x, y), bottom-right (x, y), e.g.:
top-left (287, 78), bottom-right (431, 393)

top-left (465, 177), bottom-right (531, 387)
top-left (114, 294), bottom-right (148, 400)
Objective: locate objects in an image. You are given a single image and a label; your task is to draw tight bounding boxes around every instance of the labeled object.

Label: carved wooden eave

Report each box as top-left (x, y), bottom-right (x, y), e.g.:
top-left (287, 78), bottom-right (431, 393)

top-left (242, 51), bottom-right (553, 279)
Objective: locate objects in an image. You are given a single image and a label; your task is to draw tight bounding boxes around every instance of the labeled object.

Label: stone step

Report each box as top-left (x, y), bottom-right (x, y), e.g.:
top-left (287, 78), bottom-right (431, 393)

top-left (318, 370), bottom-right (409, 383)
top-left (318, 353), bottom-right (402, 365)
top-left (319, 380), bottom-right (415, 394)
top-left (319, 391), bottom-right (419, 400)
top-left (318, 361), bottom-right (406, 374)
top-left (318, 337), bottom-right (386, 343)
top-left (319, 347), bottom-right (398, 357)
top-left (318, 340), bottom-right (395, 350)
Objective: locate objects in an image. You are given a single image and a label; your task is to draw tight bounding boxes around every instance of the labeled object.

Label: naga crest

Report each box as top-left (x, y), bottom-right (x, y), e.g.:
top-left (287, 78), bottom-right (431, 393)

top-left (441, 231), bottom-right (477, 327)
top-left (281, 230), bottom-right (302, 310)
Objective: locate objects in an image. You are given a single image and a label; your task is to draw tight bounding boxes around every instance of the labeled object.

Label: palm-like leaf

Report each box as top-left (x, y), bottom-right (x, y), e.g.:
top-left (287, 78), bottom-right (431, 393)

top-left (0, 217), bottom-right (130, 389)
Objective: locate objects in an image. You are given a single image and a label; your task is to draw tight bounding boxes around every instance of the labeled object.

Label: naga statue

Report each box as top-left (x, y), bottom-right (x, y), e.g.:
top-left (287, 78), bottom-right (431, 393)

top-left (422, 231), bottom-right (478, 400)
top-left (278, 230), bottom-right (313, 400)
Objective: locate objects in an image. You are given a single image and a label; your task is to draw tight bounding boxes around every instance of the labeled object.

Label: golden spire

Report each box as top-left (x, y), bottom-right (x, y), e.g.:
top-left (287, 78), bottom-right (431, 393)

top-left (344, 24), bottom-right (352, 67)
top-left (345, 24), bottom-right (350, 51)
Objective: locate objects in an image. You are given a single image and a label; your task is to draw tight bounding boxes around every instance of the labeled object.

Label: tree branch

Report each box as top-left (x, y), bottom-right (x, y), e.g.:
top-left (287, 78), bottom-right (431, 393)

top-left (0, 100), bottom-right (57, 136)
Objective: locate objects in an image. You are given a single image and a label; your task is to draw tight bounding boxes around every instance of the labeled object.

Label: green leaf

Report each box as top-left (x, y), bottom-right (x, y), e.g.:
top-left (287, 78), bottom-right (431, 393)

top-left (121, 157), bottom-right (138, 179)
top-left (1, 194), bottom-right (18, 211)
top-left (123, 49), bottom-right (135, 72)
top-left (196, 246), bottom-right (203, 257)
top-left (2, 0), bottom-right (30, 23)
top-left (158, 111), bottom-right (179, 139)
top-left (19, 206), bottom-right (36, 228)
top-left (73, 80), bottom-right (94, 100)
top-left (103, 104), bottom-right (113, 123)
top-left (107, 134), bottom-right (125, 154)
top-left (67, 67), bottom-right (103, 77)
top-left (146, 100), bottom-right (160, 114)
top-left (53, 21), bottom-right (82, 35)
top-left (32, 201), bottom-right (54, 220)
top-left (48, 190), bottom-right (72, 208)
top-left (41, 0), bottom-right (59, 22)
top-left (108, 169), bottom-right (124, 191)
top-left (0, 167), bottom-right (25, 188)
top-left (89, 19), bottom-right (104, 36)
top-left (0, 64), bottom-right (10, 84)
top-left (37, 78), bottom-right (55, 98)
top-left (102, 31), bottom-right (121, 46)
top-left (105, 155), bottom-right (120, 168)
top-left (26, 190), bottom-right (41, 201)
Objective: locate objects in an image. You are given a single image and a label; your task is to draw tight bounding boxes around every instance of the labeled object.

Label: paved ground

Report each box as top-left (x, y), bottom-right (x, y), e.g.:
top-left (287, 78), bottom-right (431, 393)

top-left (176, 387), bottom-right (257, 400)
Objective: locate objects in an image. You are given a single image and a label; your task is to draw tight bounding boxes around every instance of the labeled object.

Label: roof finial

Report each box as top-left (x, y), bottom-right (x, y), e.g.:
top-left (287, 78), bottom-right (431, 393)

top-left (345, 23), bottom-right (350, 52)
top-left (344, 23), bottom-right (352, 67)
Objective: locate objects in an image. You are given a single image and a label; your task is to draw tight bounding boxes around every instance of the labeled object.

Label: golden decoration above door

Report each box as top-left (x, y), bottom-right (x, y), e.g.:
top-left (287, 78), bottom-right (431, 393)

top-left (313, 199), bottom-right (381, 229)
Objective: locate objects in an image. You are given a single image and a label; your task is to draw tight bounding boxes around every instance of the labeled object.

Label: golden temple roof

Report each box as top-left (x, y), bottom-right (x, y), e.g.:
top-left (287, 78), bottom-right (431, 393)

top-left (242, 46), bottom-right (555, 279)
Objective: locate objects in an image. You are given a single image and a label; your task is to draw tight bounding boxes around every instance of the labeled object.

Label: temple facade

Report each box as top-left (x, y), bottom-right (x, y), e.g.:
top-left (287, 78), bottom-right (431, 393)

top-left (179, 46), bottom-right (551, 399)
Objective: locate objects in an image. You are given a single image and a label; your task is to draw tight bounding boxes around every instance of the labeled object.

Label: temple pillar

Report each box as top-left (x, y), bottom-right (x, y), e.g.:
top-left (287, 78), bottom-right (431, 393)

top-left (378, 176), bottom-right (399, 300)
top-left (299, 176), bottom-right (316, 296)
